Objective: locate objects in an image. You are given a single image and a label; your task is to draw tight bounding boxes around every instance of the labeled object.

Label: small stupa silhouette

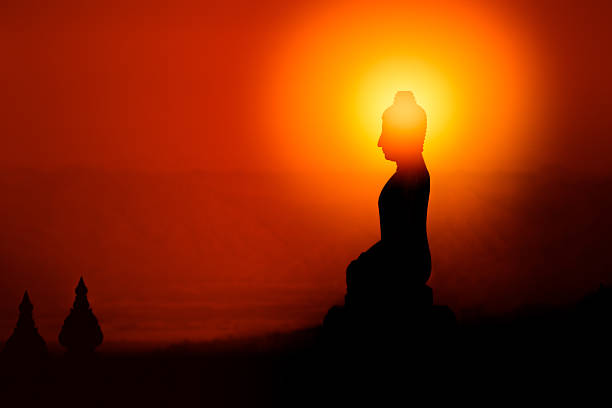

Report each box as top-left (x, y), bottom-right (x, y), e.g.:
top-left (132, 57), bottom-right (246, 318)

top-left (58, 277), bottom-right (103, 353)
top-left (2, 291), bottom-right (47, 358)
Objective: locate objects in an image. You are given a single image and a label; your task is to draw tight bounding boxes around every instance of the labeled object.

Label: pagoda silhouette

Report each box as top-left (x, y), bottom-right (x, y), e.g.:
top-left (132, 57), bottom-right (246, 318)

top-left (59, 277), bottom-right (103, 353)
top-left (2, 291), bottom-right (47, 359)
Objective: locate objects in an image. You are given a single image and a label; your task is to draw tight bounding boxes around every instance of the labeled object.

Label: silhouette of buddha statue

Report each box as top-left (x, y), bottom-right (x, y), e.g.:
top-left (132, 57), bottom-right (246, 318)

top-left (322, 91), bottom-right (454, 364)
top-left (344, 91), bottom-right (432, 317)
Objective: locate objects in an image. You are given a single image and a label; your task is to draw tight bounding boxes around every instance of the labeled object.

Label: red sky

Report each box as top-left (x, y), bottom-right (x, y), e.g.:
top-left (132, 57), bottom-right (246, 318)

top-left (0, 0), bottom-right (611, 344)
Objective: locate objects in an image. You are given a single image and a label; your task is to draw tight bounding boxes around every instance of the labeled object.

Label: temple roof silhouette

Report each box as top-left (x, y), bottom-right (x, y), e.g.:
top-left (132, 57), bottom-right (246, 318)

top-left (59, 277), bottom-right (103, 353)
top-left (2, 290), bottom-right (47, 358)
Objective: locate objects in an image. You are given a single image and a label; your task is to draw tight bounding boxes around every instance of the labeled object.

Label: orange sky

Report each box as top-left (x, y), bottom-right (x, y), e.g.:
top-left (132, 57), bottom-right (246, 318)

top-left (2, 0), bottom-right (611, 174)
top-left (0, 1), bottom-right (611, 344)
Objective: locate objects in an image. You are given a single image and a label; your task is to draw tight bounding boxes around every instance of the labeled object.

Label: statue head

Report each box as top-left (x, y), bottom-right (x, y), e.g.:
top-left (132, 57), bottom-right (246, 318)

top-left (378, 91), bottom-right (427, 163)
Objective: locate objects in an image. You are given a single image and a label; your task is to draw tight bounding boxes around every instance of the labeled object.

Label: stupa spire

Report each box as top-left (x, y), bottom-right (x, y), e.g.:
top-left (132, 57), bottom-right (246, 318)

top-left (2, 290), bottom-right (47, 358)
top-left (59, 277), bottom-right (103, 354)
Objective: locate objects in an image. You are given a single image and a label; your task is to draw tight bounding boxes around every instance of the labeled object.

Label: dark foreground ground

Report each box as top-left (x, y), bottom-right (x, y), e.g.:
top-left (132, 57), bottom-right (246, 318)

top-left (2, 298), bottom-right (611, 408)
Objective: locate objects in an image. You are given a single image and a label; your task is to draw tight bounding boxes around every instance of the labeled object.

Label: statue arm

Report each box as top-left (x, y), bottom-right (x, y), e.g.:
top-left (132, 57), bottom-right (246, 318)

top-left (351, 240), bottom-right (385, 267)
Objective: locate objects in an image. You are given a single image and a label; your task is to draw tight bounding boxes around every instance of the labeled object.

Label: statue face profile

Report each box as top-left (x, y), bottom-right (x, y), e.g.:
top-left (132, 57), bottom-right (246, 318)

top-left (378, 91), bottom-right (427, 163)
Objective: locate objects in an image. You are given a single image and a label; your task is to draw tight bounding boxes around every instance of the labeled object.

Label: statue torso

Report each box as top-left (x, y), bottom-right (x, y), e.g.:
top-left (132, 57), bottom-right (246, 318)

top-left (378, 164), bottom-right (431, 281)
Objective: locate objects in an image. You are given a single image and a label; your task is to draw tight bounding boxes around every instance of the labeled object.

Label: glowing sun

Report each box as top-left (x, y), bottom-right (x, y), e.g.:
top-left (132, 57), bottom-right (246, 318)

top-left (258, 1), bottom-right (546, 177)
